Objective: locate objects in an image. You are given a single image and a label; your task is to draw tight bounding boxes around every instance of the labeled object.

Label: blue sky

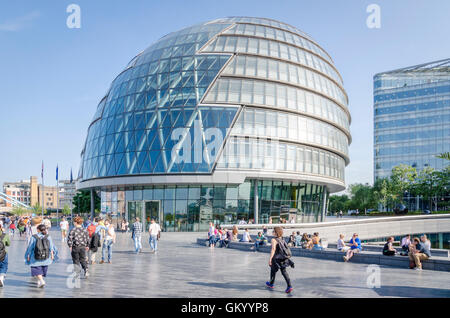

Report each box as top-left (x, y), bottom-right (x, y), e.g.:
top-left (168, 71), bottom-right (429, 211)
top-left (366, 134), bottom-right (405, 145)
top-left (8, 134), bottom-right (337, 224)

top-left (0, 0), bottom-right (449, 189)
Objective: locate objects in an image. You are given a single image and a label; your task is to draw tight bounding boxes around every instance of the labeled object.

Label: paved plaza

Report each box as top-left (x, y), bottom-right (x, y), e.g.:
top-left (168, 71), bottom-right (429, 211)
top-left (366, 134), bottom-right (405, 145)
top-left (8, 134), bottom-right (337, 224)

top-left (0, 229), bottom-right (449, 298)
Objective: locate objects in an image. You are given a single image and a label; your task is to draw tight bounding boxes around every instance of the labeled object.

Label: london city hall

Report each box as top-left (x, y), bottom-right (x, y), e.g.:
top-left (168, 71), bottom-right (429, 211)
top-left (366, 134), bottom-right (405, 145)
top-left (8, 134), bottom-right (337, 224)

top-left (77, 17), bottom-right (351, 231)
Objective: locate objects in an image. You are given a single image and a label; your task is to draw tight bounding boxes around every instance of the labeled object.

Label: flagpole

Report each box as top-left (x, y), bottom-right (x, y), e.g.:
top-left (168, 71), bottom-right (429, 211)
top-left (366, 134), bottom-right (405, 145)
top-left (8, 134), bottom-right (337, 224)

top-left (70, 168), bottom-right (73, 221)
top-left (56, 165), bottom-right (59, 226)
top-left (41, 161), bottom-right (44, 218)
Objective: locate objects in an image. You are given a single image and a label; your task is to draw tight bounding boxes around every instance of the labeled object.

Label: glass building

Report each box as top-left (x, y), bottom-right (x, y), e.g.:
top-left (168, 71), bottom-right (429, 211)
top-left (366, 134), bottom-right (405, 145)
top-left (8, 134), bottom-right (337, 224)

top-left (77, 17), bottom-right (351, 231)
top-left (374, 59), bottom-right (450, 180)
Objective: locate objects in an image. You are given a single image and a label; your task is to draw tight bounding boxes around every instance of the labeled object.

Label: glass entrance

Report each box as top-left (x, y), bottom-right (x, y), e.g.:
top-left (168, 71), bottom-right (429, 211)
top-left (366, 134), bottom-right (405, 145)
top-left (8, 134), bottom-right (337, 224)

top-left (144, 201), bottom-right (161, 231)
top-left (127, 201), bottom-right (144, 228)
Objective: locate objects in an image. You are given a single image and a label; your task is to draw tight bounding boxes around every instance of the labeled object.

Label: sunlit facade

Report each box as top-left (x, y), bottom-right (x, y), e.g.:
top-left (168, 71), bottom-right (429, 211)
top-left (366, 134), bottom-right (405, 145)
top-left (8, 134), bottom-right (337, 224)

top-left (77, 17), bottom-right (351, 231)
top-left (374, 59), bottom-right (450, 180)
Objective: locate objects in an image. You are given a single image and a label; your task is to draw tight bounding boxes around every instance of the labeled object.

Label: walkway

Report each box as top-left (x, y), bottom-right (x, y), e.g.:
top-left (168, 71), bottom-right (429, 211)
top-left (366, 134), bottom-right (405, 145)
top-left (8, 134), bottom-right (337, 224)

top-left (0, 229), bottom-right (449, 298)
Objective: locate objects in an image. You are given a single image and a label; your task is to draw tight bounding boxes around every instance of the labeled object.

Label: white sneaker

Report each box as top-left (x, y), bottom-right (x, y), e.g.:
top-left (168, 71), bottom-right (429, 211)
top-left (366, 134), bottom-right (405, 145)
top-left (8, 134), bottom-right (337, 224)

top-left (415, 267), bottom-right (422, 271)
top-left (0, 276), bottom-right (4, 287)
top-left (37, 280), bottom-right (46, 288)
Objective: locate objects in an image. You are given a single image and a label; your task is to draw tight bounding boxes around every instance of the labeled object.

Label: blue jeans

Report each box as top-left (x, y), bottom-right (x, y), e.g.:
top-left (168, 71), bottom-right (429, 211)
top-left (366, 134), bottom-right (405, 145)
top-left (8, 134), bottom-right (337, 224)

top-left (149, 235), bottom-right (158, 251)
top-left (102, 240), bottom-right (113, 262)
top-left (0, 253), bottom-right (8, 274)
top-left (133, 235), bottom-right (142, 252)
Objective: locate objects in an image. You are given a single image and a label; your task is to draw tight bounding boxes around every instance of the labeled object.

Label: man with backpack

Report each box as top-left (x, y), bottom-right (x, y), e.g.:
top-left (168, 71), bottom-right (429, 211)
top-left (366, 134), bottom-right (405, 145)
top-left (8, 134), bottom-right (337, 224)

top-left (0, 223), bottom-right (11, 287)
top-left (24, 224), bottom-right (58, 288)
top-left (67, 217), bottom-right (90, 278)
top-left (266, 226), bottom-right (294, 294)
top-left (88, 219), bottom-right (101, 265)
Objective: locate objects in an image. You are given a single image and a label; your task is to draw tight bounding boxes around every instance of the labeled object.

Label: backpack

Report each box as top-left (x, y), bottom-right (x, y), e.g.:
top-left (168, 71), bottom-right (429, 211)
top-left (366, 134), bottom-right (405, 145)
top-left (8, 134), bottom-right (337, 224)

top-left (276, 238), bottom-right (292, 259)
top-left (87, 224), bottom-right (96, 238)
top-left (33, 234), bottom-right (50, 260)
top-left (0, 233), bottom-right (6, 262)
top-left (90, 232), bottom-right (101, 252)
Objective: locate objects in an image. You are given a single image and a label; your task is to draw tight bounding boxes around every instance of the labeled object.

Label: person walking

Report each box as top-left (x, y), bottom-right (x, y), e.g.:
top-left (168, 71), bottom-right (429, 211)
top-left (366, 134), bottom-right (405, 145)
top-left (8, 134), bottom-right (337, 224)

top-left (88, 218), bottom-right (101, 265)
top-left (8, 222), bottom-right (16, 237)
top-left (60, 217), bottom-right (69, 242)
top-left (100, 220), bottom-right (116, 264)
top-left (131, 217), bottom-right (143, 253)
top-left (148, 219), bottom-right (161, 253)
top-left (0, 223), bottom-right (11, 287)
top-left (67, 217), bottom-right (90, 278)
top-left (42, 217), bottom-right (51, 230)
top-left (266, 226), bottom-right (294, 293)
top-left (24, 224), bottom-right (58, 288)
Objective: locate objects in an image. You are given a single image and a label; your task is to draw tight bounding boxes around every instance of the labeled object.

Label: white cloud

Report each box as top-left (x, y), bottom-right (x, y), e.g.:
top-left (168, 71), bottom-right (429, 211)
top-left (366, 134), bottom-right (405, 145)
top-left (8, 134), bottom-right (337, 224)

top-left (0, 10), bottom-right (41, 32)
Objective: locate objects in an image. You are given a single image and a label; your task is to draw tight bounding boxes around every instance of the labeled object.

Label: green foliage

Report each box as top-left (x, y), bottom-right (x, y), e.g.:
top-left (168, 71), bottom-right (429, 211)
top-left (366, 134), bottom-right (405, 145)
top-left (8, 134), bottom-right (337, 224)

top-left (72, 190), bottom-right (100, 214)
top-left (62, 204), bottom-right (71, 215)
top-left (329, 164), bottom-right (450, 213)
top-left (348, 183), bottom-right (377, 211)
top-left (11, 206), bottom-right (28, 216)
top-left (329, 194), bottom-right (351, 212)
top-left (437, 152), bottom-right (450, 161)
top-left (31, 203), bottom-right (42, 215)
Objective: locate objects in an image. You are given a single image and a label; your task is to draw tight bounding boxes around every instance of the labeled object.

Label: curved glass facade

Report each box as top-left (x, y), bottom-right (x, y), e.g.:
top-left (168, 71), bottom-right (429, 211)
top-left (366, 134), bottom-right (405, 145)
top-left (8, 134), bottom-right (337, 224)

top-left (78, 17), bottom-right (351, 230)
top-left (100, 181), bottom-right (326, 232)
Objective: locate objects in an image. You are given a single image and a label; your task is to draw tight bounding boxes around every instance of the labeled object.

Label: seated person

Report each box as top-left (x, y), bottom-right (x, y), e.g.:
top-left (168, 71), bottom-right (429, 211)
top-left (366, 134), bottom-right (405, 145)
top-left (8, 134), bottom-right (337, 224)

top-left (383, 237), bottom-right (397, 256)
top-left (400, 234), bottom-right (411, 255)
top-left (301, 233), bottom-right (312, 249)
top-left (408, 237), bottom-right (431, 270)
top-left (337, 234), bottom-right (350, 252)
top-left (225, 230), bottom-right (232, 246)
top-left (240, 228), bottom-right (252, 243)
top-left (343, 233), bottom-right (361, 262)
top-left (253, 232), bottom-right (267, 251)
top-left (219, 228), bottom-right (229, 248)
top-left (312, 232), bottom-right (323, 251)
top-left (294, 231), bottom-right (302, 247)
top-left (287, 231), bottom-right (296, 247)
top-left (232, 226), bottom-right (239, 241)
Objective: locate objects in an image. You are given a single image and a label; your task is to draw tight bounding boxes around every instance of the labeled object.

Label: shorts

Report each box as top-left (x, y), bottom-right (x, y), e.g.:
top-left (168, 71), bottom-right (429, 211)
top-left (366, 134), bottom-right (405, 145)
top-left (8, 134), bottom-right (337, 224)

top-left (350, 248), bottom-right (360, 253)
top-left (31, 266), bottom-right (48, 277)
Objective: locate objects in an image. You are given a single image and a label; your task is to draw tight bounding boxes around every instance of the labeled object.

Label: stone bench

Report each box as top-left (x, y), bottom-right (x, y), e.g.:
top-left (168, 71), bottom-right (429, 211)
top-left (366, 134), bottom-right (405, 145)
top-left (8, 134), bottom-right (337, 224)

top-left (196, 238), bottom-right (450, 272)
top-left (327, 243), bottom-right (449, 258)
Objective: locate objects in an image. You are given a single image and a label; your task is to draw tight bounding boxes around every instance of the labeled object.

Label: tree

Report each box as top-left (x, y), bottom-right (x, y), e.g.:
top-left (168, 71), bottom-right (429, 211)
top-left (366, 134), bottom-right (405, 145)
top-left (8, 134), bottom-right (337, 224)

top-left (62, 204), bottom-right (71, 216)
top-left (11, 206), bottom-right (28, 216)
top-left (373, 177), bottom-right (391, 211)
top-left (348, 183), bottom-right (376, 212)
top-left (437, 152), bottom-right (450, 161)
top-left (72, 190), bottom-right (100, 214)
top-left (329, 194), bottom-right (351, 213)
top-left (413, 167), bottom-right (438, 211)
top-left (390, 164), bottom-right (417, 205)
top-left (31, 203), bottom-right (42, 215)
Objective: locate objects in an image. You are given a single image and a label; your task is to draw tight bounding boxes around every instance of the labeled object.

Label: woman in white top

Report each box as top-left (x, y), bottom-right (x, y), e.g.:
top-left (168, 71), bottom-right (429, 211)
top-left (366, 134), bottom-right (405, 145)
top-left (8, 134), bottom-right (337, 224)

top-left (240, 229), bottom-right (252, 242)
top-left (337, 234), bottom-right (350, 252)
top-left (100, 220), bottom-right (116, 264)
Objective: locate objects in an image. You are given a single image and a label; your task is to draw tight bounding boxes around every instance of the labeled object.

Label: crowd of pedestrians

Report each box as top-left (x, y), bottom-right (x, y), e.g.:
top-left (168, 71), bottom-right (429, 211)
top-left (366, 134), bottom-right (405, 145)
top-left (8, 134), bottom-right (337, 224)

top-left (0, 214), bottom-right (162, 289)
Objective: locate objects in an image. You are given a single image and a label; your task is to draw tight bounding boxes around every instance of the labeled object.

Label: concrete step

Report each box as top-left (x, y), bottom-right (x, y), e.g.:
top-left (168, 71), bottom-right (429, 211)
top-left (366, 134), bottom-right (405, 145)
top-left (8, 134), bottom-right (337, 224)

top-left (197, 238), bottom-right (450, 272)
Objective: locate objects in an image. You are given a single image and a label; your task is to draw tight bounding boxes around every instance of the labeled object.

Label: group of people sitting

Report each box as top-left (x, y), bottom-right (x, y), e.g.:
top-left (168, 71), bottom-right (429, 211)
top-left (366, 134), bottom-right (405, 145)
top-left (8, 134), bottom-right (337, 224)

top-left (381, 234), bottom-right (432, 270)
top-left (286, 232), bottom-right (324, 250)
top-left (336, 232), bottom-right (432, 270)
top-left (207, 223), bottom-right (435, 270)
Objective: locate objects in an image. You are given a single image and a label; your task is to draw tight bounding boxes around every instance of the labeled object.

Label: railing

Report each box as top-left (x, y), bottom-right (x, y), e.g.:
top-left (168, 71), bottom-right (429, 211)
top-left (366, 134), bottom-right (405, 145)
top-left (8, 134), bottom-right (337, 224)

top-left (221, 213), bottom-right (450, 230)
top-left (0, 191), bottom-right (31, 209)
